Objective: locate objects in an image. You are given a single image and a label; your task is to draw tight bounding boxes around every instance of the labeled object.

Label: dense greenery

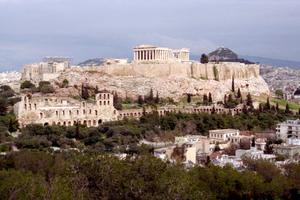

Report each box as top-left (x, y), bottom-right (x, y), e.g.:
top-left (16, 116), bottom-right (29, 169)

top-left (0, 151), bottom-right (300, 200)
top-left (13, 110), bottom-right (292, 153)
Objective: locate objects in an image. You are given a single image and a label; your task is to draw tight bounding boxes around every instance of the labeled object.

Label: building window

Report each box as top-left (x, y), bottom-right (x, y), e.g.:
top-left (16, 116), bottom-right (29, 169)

top-left (104, 94), bottom-right (106, 99)
top-left (56, 111), bottom-right (59, 116)
top-left (89, 109), bottom-right (92, 114)
top-left (107, 101), bottom-right (110, 105)
top-left (83, 109), bottom-right (86, 114)
top-left (77, 110), bottom-right (79, 115)
top-left (104, 101), bottom-right (106, 106)
top-left (95, 110), bottom-right (98, 115)
top-left (69, 111), bottom-right (72, 115)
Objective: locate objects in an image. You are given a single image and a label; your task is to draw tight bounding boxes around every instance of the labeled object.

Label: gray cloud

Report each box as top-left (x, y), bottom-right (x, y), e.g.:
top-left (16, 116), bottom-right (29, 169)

top-left (0, 0), bottom-right (300, 71)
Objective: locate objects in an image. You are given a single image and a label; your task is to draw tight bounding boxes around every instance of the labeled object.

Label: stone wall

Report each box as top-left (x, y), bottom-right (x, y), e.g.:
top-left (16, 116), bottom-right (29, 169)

top-left (81, 62), bottom-right (260, 81)
top-left (15, 93), bottom-right (118, 128)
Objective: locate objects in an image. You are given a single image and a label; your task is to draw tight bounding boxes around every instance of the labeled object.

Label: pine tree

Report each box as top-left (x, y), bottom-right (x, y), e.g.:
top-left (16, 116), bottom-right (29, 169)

top-left (232, 75), bottom-right (235, 92)
top-left (208, 93), bottom-right (213, 104)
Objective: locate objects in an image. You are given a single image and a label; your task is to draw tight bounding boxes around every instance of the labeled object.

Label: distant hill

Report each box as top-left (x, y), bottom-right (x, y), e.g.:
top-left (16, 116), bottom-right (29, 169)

top-left (78, 58), bottom-right (106, 66)
top-left (242, 56), bottom-right (300, 69)
top-left (208, 47), bottom-right (239, 61)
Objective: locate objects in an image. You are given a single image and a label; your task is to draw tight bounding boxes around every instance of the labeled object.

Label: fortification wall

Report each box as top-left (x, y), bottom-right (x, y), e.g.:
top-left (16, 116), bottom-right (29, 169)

top-left (82, 62), bottom-right (259, 81)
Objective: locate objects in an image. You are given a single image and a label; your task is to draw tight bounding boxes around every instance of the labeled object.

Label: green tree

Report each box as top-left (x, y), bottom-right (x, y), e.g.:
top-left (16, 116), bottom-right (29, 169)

top-left (113, 92), bottom-right (122, 110)
top-left (275, 89), bottom-right (284, 99)
top-left (203, 94), bottom-right (208, 105)
top-left (208, 93), bottom-right (213, 104)
top-left (231, 75), bottom-right (235, 92)
top-left (237, 88), bottom-right (242, 98)
top-left (187, 94), bottom-right (192, 103)
top-left (200, 54), bottom-right (209, 64)
top-left (0, 98), bottom-right (8, 116)
top-left (137, 95), bottom-right (144, 106)
top-left (246, 93), bottom-right (253, 108)
top-left (285, 103), bottom-right (290, 114)
top-left (81, 84), bottom-right (89, 100)
top-left (265, 97), bottom-right (271, 111)
top-left (62, 79), bottom-right (69, 88)
top-left (155, 91), bottom-right (160, 104)
top-left (20, 80), bottom-right (35, 89)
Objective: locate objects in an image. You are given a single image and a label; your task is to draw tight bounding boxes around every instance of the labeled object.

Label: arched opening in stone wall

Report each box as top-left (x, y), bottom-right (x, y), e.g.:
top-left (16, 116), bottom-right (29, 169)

top-left (44, 122), bottom-right (49, 126)
top-left (98, 119), bottom-right (102, 125)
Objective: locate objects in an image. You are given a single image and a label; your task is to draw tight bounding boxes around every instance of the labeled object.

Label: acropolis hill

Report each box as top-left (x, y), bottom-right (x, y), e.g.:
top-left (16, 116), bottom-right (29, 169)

top-left (21, 45), bottom-right (270, 101)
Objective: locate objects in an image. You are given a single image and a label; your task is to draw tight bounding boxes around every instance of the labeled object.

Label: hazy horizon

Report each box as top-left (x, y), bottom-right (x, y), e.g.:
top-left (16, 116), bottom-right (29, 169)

top-left (1, 0), bottom-right (300, 71)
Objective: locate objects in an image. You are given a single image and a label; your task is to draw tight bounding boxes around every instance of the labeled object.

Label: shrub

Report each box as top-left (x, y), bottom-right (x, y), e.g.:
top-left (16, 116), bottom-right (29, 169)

top-left (20, 81), bottom-right (35, 89)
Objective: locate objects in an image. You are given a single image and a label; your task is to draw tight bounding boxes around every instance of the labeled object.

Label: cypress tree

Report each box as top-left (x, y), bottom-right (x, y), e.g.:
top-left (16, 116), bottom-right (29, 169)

top-left (237, 88), bottom-right (242, 98)
top-left (285, 103), bottom-right (290, 114)
top-left (208, 93), bottom-right (213, 104)
top-left (265, 97), bottom-right (271, 110)
top-left (148, 88), bottom-right (154, 103)
top-left (138, 95), bottom-right (144, 106)
top-left (246, 93), bottom-right (253, 107)
top-left (242, 104), bottom-right (248, 115)
top-left (81, 84), bottom-right (89, 100)
top-left (187, 94), bottom-right (192, 103)
top-left (155, 91), bottom-right (160, 104)
top-left (259, 103), bottom-right (263, 112)
top-left (276, 102), bottom-right (279, 112)
top-left (203, 94), bottom-right (208, 105)
top-left (232, 75), bottom-right (235, 92)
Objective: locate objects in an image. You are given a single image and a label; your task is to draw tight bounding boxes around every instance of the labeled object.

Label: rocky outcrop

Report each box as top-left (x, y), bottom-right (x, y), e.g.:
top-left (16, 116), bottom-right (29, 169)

top-left (56, 62), bottom-right (269, 102)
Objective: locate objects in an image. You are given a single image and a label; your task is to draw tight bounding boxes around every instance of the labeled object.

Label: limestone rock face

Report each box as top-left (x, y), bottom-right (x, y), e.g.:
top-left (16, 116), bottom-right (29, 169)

top-left (56, 63), bottom-right (269, 101)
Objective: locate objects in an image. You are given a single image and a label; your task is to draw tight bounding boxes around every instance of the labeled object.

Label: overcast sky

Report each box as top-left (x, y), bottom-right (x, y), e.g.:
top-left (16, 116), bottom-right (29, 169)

top-left (0, 0), bottom-right (300, 71)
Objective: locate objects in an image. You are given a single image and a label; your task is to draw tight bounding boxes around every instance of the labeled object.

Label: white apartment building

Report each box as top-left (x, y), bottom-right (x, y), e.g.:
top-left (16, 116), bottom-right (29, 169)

top-left (276, 119), bottom-right (300, 141)
top-left (209, 129), bottom-right (240, 144)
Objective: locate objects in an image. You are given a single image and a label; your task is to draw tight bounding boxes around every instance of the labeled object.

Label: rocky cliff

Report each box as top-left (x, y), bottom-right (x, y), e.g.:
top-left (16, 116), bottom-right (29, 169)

top-left (56, 62), bottom-right (269, 102)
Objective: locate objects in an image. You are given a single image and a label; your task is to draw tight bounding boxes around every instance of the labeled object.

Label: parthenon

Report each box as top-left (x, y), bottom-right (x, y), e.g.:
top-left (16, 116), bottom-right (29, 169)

top-left (133, 45), bottom-right (190, 63)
